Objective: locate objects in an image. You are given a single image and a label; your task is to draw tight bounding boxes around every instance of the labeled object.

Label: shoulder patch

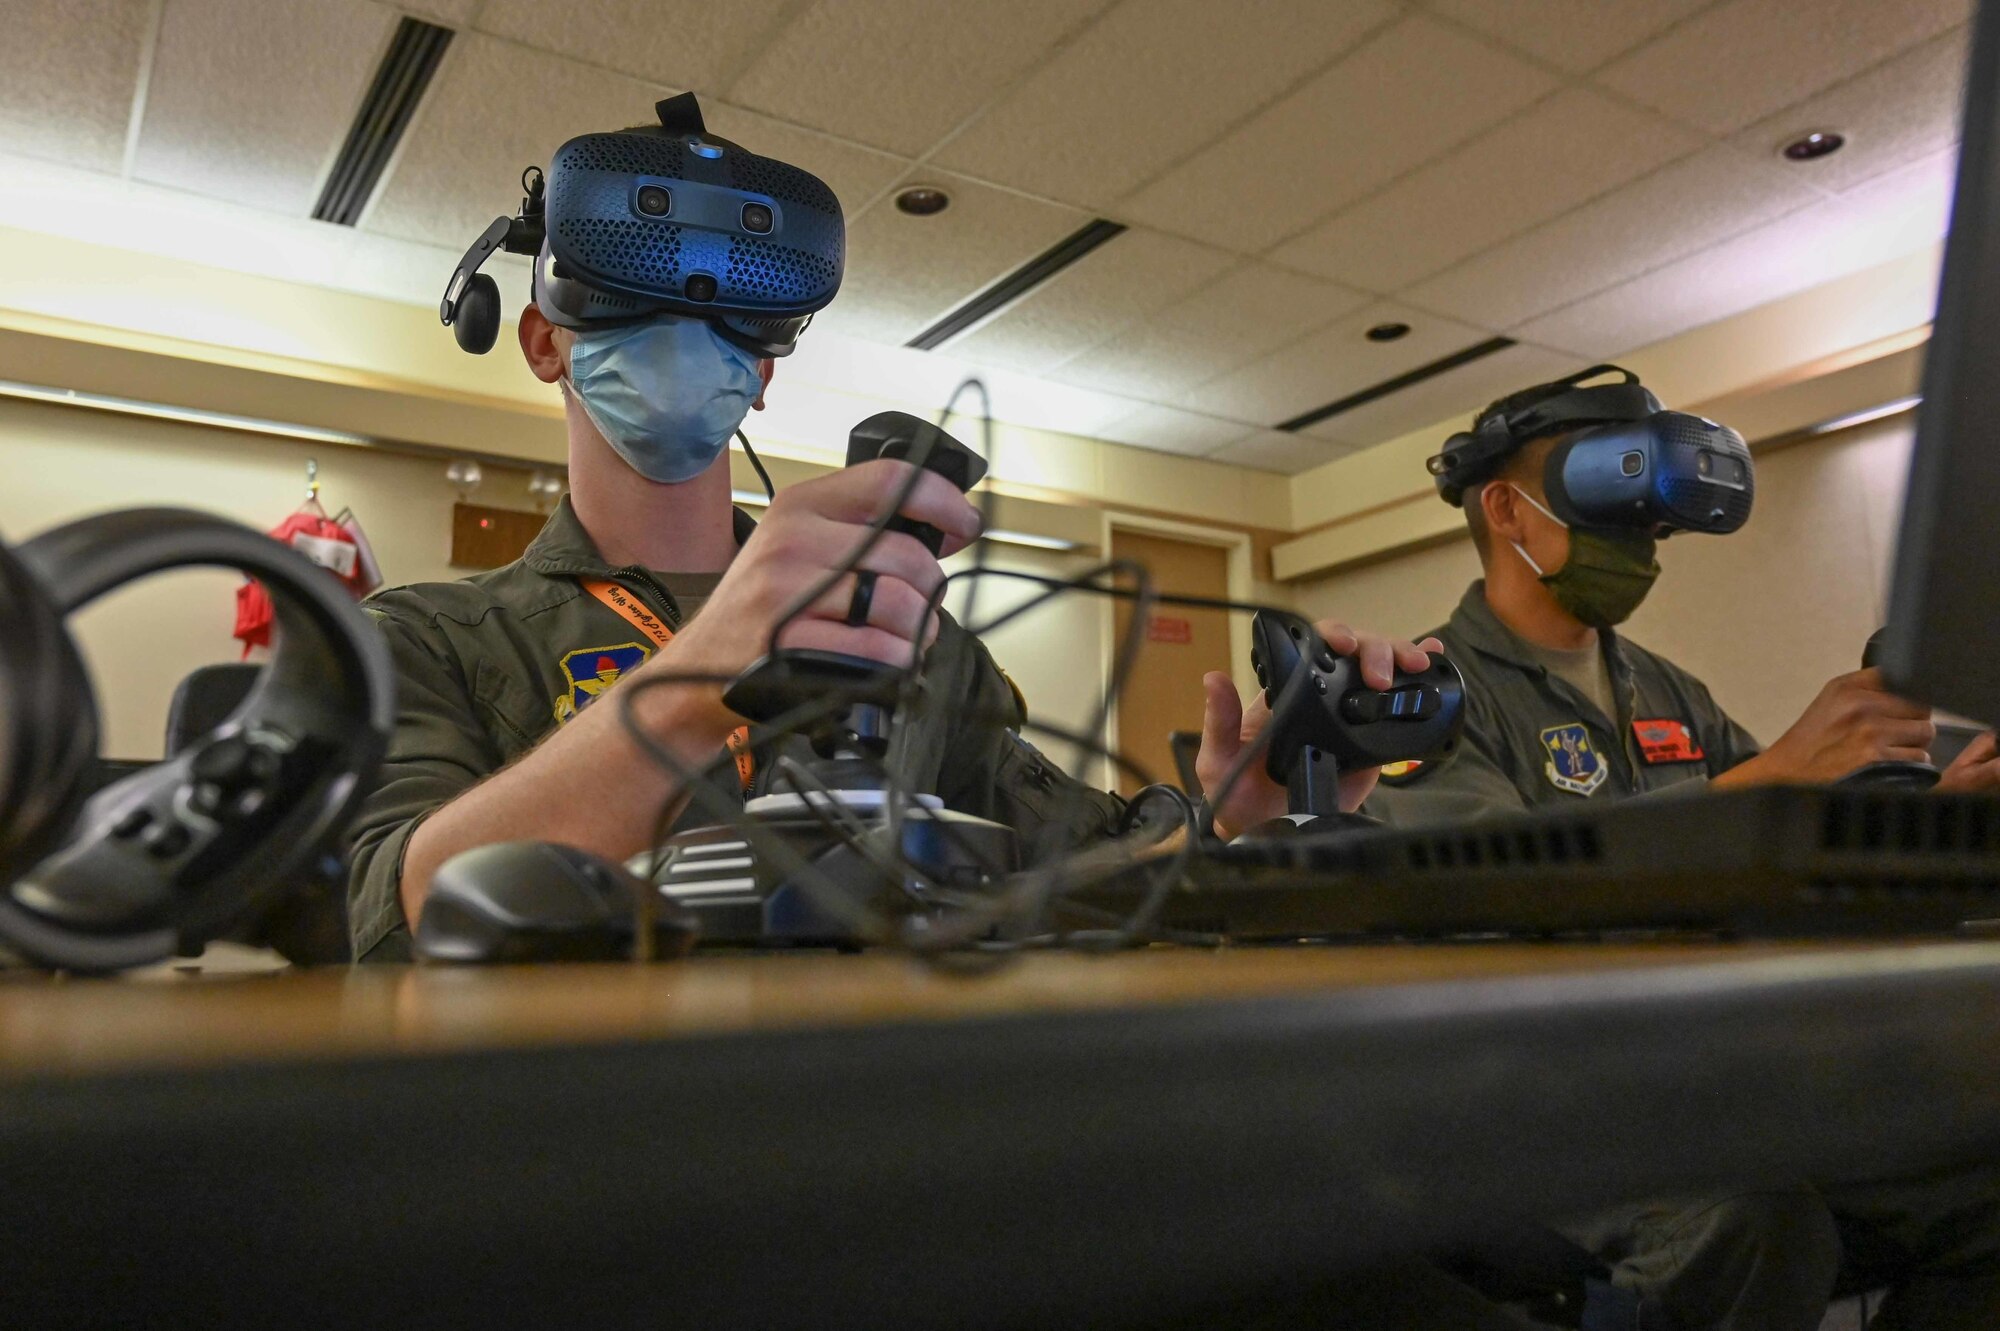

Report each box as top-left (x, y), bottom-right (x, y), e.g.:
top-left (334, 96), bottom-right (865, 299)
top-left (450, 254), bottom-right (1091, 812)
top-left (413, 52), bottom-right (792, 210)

top-left (1539, 722), bottom-right (1607, 796)
top-left (552, 641), bottom-right (653, 724)
top-left (998, 667), bottom-right (1028, 727)
top-left (1377, 758), bottom-right (1429, 786)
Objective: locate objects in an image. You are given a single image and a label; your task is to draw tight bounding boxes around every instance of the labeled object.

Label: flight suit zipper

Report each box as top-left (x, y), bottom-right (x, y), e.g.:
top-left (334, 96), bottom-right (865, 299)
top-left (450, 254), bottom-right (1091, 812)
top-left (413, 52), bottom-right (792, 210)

top-left (609, 566), bottom-right (685, 632)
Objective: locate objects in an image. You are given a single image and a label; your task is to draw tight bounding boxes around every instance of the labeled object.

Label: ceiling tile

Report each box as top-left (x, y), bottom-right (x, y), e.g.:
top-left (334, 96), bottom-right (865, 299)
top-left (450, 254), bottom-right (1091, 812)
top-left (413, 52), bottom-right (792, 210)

top-left (0, 0), bottom-right (151, 172)
top-left (1093, 404), bottom-right (1253, 456)
top-left (1270, 87), bottom-right (1703, 291)
top-left (1421, 0), bottom-right (1715, 74)
top-left (1405, 144), bottom-right (1822, 330)
top-left (131, 0), bottom-right (394, 215)
top-left (726, 0), bottom-right (1116, 158)
top-left (1209, 429), bottom-right (1355, 474)
top-left (1170, 300), bottom-right (1492, 424)
top-left (1594, 0), bottom-right (1973, 135)
top-left (943, 228), bottom-right (1235, 374)
top-left (809, 172), bottom-right (1089, 347)
top-left (1302, 341), bottom-right (1581, 448)
top-left (1048, 261), bottom-right (1369, 399)
top-left (932, 0), bottom-right (1398, 209)
top-left (366, 34), bottom-right (670, 249)
top-left (473, 0), bottom-right (796, 94)
top-left (1514, 148), bottom-right (1955, 358)
top-left (700, 102), bottom-right (912, 217)
top-left (1119, 15), bottom-right (1559, 253)
top-left (1731, 26), bottom-right (1968, 195)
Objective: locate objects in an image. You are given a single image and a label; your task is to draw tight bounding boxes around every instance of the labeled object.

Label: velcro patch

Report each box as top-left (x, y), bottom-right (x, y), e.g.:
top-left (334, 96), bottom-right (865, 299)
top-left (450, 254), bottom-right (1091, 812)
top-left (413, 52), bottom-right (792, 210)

top-left (1632, 718), bottom-right (1705, 765)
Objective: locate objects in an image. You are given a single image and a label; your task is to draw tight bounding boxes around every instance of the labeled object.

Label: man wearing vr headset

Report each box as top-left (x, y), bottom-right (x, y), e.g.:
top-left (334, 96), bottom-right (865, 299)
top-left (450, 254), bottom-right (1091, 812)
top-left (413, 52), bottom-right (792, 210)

top-left (342, 95), bottom-right (1432, 963)
top-left (1367, 367), bottom-right (2000, 1330)
top-left (1369, 365), bottom-right (2000, 824)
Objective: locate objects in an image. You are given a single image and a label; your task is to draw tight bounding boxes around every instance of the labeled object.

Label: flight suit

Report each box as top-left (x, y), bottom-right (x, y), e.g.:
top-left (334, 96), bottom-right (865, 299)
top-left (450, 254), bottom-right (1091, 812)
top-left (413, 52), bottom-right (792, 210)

top-left (1365, 580), bottom-right (1760, 828)
top-left (1372, 579), bottom-right (2000, 1329)
top-left (345, 498), bottom-right (1122, 961)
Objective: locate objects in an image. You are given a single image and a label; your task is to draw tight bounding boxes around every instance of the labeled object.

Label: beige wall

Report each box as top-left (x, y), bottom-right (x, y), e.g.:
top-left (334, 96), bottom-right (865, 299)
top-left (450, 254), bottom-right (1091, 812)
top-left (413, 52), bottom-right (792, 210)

top-left (1, 396), bottom-right (1121, 775)
top-left (0, 397), bottom-right (531, 760)
top-left (1294, 415), bottom-right (1915, 745)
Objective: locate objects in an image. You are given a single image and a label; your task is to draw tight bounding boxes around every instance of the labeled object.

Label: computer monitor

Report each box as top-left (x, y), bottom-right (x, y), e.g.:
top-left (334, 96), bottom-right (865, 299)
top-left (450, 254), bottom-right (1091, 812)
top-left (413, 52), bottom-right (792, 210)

top-left (1883, 0), bottom-right (2000, 723)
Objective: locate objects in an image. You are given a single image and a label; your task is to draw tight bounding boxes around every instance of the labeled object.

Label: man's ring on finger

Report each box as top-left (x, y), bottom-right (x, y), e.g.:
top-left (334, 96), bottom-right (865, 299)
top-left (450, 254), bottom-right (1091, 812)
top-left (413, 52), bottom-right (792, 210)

top-left (845, 570), bottom-right (878, 627)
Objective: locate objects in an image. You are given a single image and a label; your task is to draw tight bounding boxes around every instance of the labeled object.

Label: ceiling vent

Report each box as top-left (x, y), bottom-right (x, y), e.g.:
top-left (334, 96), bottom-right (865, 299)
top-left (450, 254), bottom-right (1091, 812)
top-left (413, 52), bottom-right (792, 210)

top-left (906, 219), bottom-right (1128, 352)
top-left (312, 16), bottom-right (454, 226)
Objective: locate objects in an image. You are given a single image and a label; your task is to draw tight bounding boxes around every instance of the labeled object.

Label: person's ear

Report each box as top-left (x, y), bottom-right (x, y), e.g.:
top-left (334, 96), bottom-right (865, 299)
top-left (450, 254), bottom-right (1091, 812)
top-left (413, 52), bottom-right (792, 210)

top-left (1481, 480), bottom-right (1529, 547)
top-left (752, 357), bottom-right (775, 411)
top-left (518, 306), bottom-right (566, 385)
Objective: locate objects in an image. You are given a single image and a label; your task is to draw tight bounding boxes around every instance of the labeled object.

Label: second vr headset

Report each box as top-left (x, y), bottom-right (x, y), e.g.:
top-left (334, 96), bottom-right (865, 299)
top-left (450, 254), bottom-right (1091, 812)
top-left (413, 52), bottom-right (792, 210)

top-left (1427, 365), bottom-right (1755, 535)
top-left (440, 93), bottom-right (844, 359)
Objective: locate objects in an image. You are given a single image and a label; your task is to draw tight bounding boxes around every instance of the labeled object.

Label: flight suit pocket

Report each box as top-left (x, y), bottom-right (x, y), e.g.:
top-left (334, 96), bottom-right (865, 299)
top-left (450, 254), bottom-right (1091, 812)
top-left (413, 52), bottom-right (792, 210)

top-left (471, 657), bottom-right (555, 762)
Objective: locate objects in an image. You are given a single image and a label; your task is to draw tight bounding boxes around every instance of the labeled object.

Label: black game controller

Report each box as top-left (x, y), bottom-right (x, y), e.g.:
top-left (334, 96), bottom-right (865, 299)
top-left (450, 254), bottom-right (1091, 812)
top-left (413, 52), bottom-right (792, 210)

top-left (1844, 627), bottom-right (1941, 791)
top-left (846, 411), bottom-right (988, 555)
top-left (1245, 610), bottom-right (1466, 827)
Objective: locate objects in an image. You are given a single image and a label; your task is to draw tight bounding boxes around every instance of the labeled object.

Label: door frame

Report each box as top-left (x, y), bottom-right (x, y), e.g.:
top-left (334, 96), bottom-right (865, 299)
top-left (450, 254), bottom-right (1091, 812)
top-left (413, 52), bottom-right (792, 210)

top-left (1097, 512), bottom-right (1256, 789)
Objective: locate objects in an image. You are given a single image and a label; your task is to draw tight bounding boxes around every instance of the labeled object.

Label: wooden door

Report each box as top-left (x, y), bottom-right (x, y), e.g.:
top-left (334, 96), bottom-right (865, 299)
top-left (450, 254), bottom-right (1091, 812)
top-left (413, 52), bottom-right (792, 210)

top-left (1109, 529), bottom-right (1232, 798)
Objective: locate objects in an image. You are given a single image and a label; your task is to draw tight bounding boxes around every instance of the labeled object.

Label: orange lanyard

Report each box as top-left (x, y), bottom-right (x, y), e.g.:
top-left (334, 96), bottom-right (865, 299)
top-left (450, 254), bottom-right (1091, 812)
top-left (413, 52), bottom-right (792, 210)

top-left (580, 578), bottom-right (755, 795)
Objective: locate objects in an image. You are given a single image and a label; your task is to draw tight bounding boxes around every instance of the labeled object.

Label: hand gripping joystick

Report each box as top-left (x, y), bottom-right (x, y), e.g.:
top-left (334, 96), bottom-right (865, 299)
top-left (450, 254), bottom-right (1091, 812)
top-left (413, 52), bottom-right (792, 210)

top-left (1241, 611), bottom-right (1466, 834)
top-left (1841, 628), bottom-right (1941, 790)
top-left (643, 413), bottom-right (1014, 946)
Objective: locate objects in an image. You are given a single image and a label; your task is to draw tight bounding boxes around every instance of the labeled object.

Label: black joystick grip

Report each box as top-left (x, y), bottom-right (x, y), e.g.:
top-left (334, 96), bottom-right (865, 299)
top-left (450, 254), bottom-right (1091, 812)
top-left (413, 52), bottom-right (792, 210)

top-left (845, 411), bottom-right (988, 555)
top-left (1845, 626), bottom-right (1940, 790)
top-left (1249, 610), bottom-right (1466, 783)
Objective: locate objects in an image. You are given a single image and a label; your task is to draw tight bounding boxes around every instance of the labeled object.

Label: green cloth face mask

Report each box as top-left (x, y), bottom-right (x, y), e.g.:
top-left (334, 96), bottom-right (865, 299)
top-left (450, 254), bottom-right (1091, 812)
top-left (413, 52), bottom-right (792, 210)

top-left (1508, 485), bottom-right (1661, 628)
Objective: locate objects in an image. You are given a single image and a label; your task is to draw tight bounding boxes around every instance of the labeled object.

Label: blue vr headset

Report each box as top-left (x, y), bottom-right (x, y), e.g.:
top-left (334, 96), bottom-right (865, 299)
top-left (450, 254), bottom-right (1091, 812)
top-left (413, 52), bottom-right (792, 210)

top-left (1427, 365), bottom-right (1754, 536)
top-left (440, 93), bottom-right (844, 358)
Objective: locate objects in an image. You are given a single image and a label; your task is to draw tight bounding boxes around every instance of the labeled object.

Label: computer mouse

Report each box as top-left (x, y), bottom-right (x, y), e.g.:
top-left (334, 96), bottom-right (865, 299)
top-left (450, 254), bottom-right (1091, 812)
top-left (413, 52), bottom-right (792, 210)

top-left (415, 841), bottom-right (698, 964)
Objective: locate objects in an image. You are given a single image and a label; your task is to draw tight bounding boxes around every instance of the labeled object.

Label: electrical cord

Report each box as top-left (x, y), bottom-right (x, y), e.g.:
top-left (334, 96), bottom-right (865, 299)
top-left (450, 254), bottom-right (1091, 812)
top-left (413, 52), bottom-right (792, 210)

top-left (610, 374), bottom-right (1342, 969)
top-left (734, 429), bottom-right (775, 502)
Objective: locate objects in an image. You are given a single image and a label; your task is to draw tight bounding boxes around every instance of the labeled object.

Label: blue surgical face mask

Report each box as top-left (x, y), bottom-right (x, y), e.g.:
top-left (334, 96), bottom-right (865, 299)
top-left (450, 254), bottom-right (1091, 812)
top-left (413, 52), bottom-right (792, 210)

top-left (564, 315), bottom-right (763, 484)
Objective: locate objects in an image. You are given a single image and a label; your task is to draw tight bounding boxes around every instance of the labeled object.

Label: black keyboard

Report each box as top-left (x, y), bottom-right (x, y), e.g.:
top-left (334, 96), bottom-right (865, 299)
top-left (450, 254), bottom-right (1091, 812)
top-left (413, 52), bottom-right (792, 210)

top-left (1064, 787), bottom-right (2000, 940)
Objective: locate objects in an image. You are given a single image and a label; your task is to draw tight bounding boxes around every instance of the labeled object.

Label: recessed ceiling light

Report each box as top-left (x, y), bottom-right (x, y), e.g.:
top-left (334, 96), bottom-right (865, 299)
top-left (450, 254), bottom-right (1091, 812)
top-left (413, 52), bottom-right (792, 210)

top-left (1365, 321), bottom-right (1412, 342)
top-left (895, 185), bottom-right (951, 216)
top-left (1782, 130), bottom-right (1846, 162)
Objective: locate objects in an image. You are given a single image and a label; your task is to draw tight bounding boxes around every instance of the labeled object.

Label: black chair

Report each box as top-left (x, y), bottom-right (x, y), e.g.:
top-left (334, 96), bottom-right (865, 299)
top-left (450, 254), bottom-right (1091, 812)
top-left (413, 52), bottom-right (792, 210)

top-left (165, 662), bottom-right (351, 964)
top-left (164, 663), bottom-right (259, 756)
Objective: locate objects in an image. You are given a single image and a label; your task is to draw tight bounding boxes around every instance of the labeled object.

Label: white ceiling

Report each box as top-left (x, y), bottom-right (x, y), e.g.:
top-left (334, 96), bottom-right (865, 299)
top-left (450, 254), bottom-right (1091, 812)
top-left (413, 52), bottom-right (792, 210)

top-left (0, 0), bottom-right (1970, 473)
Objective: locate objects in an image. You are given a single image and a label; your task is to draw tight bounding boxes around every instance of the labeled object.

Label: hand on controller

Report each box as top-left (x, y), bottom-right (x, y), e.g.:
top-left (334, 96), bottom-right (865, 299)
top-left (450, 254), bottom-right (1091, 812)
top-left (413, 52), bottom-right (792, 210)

top-left (631, 460), bottom-right (981, 737)
top-left (1936, 730), bottom-right (2000, 793)
top-left (1196, 622), bottom-right (1443, 839)
top-left (1716, 668), bottom-right (1936, 788)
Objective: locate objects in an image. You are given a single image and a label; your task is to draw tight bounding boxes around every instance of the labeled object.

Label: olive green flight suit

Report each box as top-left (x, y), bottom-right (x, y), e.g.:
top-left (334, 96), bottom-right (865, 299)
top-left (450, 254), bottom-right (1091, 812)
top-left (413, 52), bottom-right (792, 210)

top-left (345, 499), bottom-right (1122, 961)
top-left (1366, 581), bottom-right (1761, 827)
top-left (1373, 580), bottom-right (2000, 1329)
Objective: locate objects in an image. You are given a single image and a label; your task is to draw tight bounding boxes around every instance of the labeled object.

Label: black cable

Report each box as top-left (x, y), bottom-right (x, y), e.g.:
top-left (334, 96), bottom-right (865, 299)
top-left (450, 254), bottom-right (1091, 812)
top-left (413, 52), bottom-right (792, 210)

top-left (735, 429), bottom-right (775, 502)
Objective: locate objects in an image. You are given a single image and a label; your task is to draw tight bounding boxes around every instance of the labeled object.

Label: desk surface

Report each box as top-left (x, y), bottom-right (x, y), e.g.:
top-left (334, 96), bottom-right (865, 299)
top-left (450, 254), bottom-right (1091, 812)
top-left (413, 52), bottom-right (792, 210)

top-left (0, 938), bottom-right (1877, 1079)
top-left (7, 938), bottom-right (2000, 1330)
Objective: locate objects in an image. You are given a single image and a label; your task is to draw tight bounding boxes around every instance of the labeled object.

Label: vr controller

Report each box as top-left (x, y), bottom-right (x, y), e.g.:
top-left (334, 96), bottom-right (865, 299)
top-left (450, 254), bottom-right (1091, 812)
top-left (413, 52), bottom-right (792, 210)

top-left (441, 93), bottom-right (844, 360)
top-left (1243, 611), bottom-right (1466, 831)
top-left (1429, 365), bottom-right (1754, 536)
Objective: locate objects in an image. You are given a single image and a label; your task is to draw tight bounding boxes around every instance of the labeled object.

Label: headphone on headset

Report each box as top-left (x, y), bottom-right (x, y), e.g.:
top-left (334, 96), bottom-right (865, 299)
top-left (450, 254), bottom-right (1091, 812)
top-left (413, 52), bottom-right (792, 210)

top-left (0, 508), bottom-right (395, 972)
top-left (440, 93), bottom-right (845, 360)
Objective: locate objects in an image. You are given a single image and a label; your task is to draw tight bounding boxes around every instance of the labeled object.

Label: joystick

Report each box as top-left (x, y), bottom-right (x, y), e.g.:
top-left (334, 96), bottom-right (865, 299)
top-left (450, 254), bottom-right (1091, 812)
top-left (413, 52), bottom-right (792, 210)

top-left (1238, 610), bottom-right (1465, 835)
top-left (1842, 628), bottom-right (1941, 790)
top-left (647, 413), bottom-right (1013, 946)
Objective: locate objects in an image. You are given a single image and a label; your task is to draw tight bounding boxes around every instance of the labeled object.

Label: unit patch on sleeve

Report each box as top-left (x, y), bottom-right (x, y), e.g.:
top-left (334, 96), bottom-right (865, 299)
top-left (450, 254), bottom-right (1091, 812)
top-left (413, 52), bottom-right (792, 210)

top-left (1539, 722), bottom-right (1607, 796)
top-left (1632, 717), bottom-right (1706, 765)
top-left (1377, 759), bottom-right (1428, 785)
top-left (552, 641), bottom-right (653, 724)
